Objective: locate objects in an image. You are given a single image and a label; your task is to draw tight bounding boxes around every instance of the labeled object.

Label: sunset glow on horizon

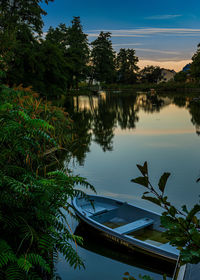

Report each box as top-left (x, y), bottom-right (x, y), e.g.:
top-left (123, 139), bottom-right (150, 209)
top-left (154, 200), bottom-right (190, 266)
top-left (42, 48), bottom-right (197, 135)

top-left (138, 59), bottom-right (192, 72)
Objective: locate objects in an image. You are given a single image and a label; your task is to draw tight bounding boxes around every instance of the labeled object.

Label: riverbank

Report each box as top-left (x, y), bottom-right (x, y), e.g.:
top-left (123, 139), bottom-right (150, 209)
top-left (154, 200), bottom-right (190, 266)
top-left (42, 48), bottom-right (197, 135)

top-left (65, 82), bottom-right (200, 96)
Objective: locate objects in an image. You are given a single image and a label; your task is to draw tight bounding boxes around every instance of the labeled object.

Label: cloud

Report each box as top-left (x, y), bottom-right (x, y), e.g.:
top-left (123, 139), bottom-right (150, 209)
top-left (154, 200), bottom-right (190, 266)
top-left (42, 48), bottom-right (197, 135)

top-left (145, 14), bottom-right (182, 20)
top-left (87, 28), bottom-right (200, 37)
top-left (134, 48), bottom-right (180, 55)
top-left (87, 33), bottom-right (148, 38)
top-left (112, 43), bottom-right (142, 47)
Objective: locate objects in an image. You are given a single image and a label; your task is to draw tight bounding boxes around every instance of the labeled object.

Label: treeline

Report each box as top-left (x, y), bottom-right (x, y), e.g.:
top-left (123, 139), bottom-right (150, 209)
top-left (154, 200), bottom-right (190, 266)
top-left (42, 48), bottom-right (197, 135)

top-left (1, 16), bottom-right (141, 96)
top-left (0, 0), bottom-right (142, 96)
top-left (2, 0), bottom-right (200, 99)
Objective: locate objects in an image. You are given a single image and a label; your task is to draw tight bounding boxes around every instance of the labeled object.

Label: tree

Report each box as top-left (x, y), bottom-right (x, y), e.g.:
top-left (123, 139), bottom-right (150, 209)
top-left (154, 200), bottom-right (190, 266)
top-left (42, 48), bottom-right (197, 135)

top-left (91, 32), bottom-right (116, 84)
top-left (6, 23), bottom-right (39, 86)
top-left (116, 48), bottom-right (139, 84)
top-left (190, 44), bottom-right (200, 82)
top-left (0, 0), bottom-right (54, 65)
top-left (140, 66), bottom-right (163, 83)
top-left (46, 23), bottom-right (69, 50)
top-left (6, 23), bottom-right (69, 96)
top-left (33, 39), bottom-right (69, 96)
top-left (174, 71), bottom-right (187, 83)
top-left (65, 16), bottom-right (90, 89)
top-left (0, 0), bottom-right (53, 34)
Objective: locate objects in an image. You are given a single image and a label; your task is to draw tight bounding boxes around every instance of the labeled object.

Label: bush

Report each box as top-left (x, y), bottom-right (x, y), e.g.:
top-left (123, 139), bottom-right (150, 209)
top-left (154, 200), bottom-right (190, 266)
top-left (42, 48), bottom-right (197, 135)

top-left (0, 84), bottom-right (95, 279)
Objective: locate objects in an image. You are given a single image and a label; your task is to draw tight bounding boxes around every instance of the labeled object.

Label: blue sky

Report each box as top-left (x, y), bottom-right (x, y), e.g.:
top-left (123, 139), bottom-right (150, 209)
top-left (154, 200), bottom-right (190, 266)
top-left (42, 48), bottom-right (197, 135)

top-left (42, 0), bottom-right (200, 71)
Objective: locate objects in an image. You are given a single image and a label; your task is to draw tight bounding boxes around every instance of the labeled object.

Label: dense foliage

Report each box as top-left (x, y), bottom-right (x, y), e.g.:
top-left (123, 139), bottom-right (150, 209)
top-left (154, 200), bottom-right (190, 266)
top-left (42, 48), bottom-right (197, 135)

top-left (91, 32), bottom-right (116, 84)
top-left (0, 81), bottom-right (95, 279)
top-left (190, 43), bottom-right (200, 83)
top-left (139, 66), bottom-right (163, 84)
top-left (174, 71), bottom-right (188, 83)
top-left (65, 17), bottom-right (90, 89)
top-left (0, 0), bottom-right (54, 79)
top-left (116, 48), bottom-right (139, 84)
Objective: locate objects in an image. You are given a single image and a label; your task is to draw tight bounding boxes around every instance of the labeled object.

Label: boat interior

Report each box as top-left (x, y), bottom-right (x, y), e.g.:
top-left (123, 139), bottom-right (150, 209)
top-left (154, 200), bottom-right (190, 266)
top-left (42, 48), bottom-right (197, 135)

top-left (77, 197), bottom-right (170, 247)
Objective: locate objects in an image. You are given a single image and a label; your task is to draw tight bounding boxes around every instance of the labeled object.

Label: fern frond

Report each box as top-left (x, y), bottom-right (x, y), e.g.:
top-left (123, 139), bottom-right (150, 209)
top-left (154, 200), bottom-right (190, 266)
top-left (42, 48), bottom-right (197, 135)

top-left (0, 240), bottom-right (17, 268)
top-left (26, 253), bottom-right (51, 273)
top-left (56, 240), bottom-right (84, 269)
top-left (17, 256), bottom-right (32, 272)
top-left (5, 264), bottom-right (25, 280)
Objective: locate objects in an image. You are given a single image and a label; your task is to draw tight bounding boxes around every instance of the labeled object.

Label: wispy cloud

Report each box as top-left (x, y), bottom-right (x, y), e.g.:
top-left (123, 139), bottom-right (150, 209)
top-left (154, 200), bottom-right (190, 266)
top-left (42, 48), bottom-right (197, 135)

top-left (134, 48), bottom-right (180, 55)
top-left (145, 14), bottom-right (182, 20)
top-left (112, 43), bottom-right (142, 47)
top-left (87, 33), bottom-right (148, 38)
top-left (87, 28), bottom-right (200, 37)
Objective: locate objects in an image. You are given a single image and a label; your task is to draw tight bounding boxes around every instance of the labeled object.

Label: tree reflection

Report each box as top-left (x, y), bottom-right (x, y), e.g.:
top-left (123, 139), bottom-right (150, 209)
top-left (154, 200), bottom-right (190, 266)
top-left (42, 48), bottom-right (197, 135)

top-left (134, 93), bottom-right (165, 113)
top-left (188, 101), bottom-right (200, 136)
top-left (64, 97), bottom-right (93, 165)
top-left (93, 105), bottom-right (116, 151)
top-left (63, 92), bottom-right (188, 165)
top-left (173, 96), bottom-right (187, 108)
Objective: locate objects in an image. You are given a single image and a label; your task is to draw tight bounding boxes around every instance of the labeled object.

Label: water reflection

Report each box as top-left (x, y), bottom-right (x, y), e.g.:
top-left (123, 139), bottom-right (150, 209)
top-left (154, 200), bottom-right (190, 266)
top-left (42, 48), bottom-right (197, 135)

top-left (188, 101), bottom-right (200, 136)
top-left (65, 92), bottom-right (169, 164)
top-left (134, 93), bottom-right (166, 113)
top-left (74, 222), bottom-right (175, 278)
top-left (64, 91), bottom-right (200, 165)
top-left (59, 91), bottom-right (200, 280)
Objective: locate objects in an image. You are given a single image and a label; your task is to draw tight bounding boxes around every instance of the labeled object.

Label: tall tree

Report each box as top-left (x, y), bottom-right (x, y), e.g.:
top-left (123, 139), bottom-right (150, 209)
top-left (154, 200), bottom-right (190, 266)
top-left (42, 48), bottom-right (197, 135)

top-left (7, 23), bottom-right (70, 96)
top-left (0, 0), bottom-right (54, 83)
top-left (0, 0), bottom-right (53, 34)
top-left (6, 24), bottom-right (39, 86)
top-left (46, 23), bottom-right (69, 49)
top-left (116, 48), bottom-right (139, 84)
top-left (91, 32), bottom-right (116, 84)
top-left (190, 43), bottom-right (200, 83)
top-left (65, 16), bottom-right (90, 89)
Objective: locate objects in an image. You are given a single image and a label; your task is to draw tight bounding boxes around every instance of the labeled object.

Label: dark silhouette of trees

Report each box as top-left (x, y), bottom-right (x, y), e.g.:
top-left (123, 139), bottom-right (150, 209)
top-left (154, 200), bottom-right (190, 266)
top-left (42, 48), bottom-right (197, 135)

top-left (91, 32), bottom-right (116, 84)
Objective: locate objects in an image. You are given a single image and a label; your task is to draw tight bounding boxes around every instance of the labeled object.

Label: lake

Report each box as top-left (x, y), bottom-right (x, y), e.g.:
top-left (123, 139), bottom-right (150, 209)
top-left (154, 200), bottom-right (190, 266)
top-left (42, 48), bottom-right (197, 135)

top-left (56, 91), bottom-right (200, 280)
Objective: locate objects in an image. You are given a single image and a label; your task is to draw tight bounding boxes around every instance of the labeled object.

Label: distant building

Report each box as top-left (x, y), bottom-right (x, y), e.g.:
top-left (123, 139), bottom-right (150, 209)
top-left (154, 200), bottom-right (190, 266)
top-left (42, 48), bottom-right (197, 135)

top-left (159, 69), bottom-right (176, 83)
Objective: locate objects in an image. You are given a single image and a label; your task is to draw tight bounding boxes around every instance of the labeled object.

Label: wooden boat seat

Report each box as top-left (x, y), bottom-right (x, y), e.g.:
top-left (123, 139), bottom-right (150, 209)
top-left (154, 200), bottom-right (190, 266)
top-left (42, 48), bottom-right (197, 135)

top-left (114, 217), bottom-right (154, 235)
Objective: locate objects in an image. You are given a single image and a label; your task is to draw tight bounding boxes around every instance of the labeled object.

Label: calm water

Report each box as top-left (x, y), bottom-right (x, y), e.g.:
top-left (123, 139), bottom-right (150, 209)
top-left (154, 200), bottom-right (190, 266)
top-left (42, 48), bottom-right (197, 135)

top-left (56, 91), bottom-right (200, 280)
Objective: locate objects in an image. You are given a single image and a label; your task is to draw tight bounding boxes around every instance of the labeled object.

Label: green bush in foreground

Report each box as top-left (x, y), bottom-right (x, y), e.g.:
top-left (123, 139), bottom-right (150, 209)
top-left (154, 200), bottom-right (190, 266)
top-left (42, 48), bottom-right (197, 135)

top-left (0, 83), bottom-right (95, 279)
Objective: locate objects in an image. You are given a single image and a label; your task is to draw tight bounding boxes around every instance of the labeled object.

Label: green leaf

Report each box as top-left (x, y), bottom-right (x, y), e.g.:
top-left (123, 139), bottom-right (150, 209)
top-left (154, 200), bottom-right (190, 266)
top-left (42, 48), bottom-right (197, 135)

top-left (169, 206), bottom-right (177, 217)
top-left (131, 176), bottom-right (149, 188)
top-left (142, 195), bottom-right (161, 206)
top-left (187, 204), bottom-right (200, 221)
top-left (136, 161), bottom-right (148, 176)
top-left (182, 205), bottom-right (188, 214)
top-left (160, 215), bottom-right (176, 229)
top-left (158, 172), bottom-right (170, 193)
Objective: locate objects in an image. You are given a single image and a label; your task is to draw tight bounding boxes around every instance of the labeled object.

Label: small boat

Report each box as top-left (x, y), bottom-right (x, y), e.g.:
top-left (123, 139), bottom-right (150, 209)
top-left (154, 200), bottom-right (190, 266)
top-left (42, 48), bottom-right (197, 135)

top-left (72, 195), bottom-right (179, 263)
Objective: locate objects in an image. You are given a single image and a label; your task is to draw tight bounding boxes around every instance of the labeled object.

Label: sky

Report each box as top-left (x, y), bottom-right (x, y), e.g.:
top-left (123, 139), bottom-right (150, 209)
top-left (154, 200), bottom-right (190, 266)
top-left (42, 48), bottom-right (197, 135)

top-left (41, 0), bottom-right (200, 71)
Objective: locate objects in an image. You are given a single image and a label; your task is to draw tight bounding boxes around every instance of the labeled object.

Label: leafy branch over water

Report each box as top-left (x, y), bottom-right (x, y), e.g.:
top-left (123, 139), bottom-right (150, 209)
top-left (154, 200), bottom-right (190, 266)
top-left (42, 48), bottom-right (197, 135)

top-left (131, 162), bottom-right (200, 265)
